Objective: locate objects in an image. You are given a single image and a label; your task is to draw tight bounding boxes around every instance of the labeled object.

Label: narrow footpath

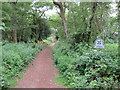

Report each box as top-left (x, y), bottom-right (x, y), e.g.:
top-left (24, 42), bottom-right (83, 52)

top-left (16, 43), bottom-right (65, 88)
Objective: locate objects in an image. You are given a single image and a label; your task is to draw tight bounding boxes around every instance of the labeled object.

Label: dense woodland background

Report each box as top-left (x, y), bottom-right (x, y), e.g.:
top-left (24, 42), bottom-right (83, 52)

top-left (1, 1), bottom-right (119, 88)
top-left (1, 1), bottom-right (119, 43)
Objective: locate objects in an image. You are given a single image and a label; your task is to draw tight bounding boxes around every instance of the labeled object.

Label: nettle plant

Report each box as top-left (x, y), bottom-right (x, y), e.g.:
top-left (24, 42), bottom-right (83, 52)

top-left (52, 42), bottom-right (119, 88)
top-left (1, 43), bottom-right (44, 88)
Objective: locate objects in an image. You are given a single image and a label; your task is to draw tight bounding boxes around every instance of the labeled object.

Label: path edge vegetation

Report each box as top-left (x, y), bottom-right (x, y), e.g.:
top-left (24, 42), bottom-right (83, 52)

top-left (1, 42), bottom-right (45, 88)
top-left (52, 41), bottom-right (119, 88)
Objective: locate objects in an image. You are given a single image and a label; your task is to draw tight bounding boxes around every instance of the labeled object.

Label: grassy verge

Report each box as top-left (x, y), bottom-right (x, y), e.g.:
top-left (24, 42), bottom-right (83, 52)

top-left (55, 76), bottom-right (67, 87)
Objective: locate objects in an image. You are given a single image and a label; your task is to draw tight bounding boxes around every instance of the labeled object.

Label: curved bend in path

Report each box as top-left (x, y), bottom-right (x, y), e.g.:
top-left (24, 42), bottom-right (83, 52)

top-left (16, 43), bottom-right (65, 88)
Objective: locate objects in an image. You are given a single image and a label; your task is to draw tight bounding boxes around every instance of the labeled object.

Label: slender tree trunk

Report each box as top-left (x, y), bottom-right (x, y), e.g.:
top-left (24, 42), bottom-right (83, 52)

top-left (53, 0), bottom-right (68, 39)
top-left (89, 2), bottom-right (97, 43)
top-left (60, 9), bottom-right (68, 38)
top-left (11, 1), bottom-right (18, 43)
top-left (13, 29), bottom-right (17, 43)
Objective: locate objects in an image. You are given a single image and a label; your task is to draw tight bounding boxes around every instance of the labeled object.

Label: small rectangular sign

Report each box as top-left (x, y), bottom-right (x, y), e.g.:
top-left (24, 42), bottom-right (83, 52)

top-left (94, 39), bottom-right (104, 48)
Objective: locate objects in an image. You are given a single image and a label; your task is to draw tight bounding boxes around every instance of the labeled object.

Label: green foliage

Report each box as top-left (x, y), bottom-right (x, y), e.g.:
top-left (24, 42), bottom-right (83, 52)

top-left (66, 2), bottom-right (113, 44)
top-left (55, 76), bottom-right (68, 86)
top-left (1, 43), bottom-right (44, 88)
top-left (43, 40), bottom-right (51, 45)
top-left (43, 35), bottom-right (56, 45)
top-left (52, 42), bottom-right (119, 88)
top-left (48, 15), bottom-right (63, 38)
top-left (2, 2), bottom-right (51, 42)
top-left (1, 2), bottom-right (119, 88)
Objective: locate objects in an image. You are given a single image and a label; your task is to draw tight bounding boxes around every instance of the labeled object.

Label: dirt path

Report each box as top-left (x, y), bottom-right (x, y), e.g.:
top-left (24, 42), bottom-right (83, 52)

top-left (16, 43), bottom-right (65, 88)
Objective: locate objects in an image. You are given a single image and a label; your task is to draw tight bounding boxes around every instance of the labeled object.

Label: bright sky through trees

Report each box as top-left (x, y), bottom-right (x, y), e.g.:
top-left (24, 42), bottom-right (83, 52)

top-left (43, 2), bottom-right (118, 17)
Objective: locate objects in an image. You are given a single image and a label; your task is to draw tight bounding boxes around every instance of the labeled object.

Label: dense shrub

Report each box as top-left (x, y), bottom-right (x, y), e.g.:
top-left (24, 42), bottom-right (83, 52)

top-left (52, 42), bottom-right (119, 88)
top-left (1, 43), bottom-right (44, 88)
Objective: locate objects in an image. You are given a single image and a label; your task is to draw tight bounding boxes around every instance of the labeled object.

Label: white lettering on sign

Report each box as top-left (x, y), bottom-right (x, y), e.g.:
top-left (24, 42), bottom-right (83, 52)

top-left (94, 39), bottom-right (104, 48)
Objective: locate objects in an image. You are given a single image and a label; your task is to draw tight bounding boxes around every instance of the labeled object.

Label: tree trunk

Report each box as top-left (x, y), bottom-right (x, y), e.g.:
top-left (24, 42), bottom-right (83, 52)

top-left (89, 2), bottom-right (97, 43)
top-left (13, 29), bottom-right (17, 43)
top-left (53, 0), bottom-right (68, 39)
top-left (60, 9), bottom-right (68, 38)
top-left (11, 1), bottom-right (18, 43)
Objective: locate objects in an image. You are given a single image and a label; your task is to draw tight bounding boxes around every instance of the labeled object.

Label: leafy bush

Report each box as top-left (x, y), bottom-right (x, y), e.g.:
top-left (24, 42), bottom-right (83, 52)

top-left (43, 40), bottom-right (51, 45)
top-left (2, 40), bottom-right (9, 45)
top-left (1, 43), bottom-right (44, 88)
top-left (43, 35), bottom-right (56, 45)
top-left (52, 42), bottom-right (119, 88)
